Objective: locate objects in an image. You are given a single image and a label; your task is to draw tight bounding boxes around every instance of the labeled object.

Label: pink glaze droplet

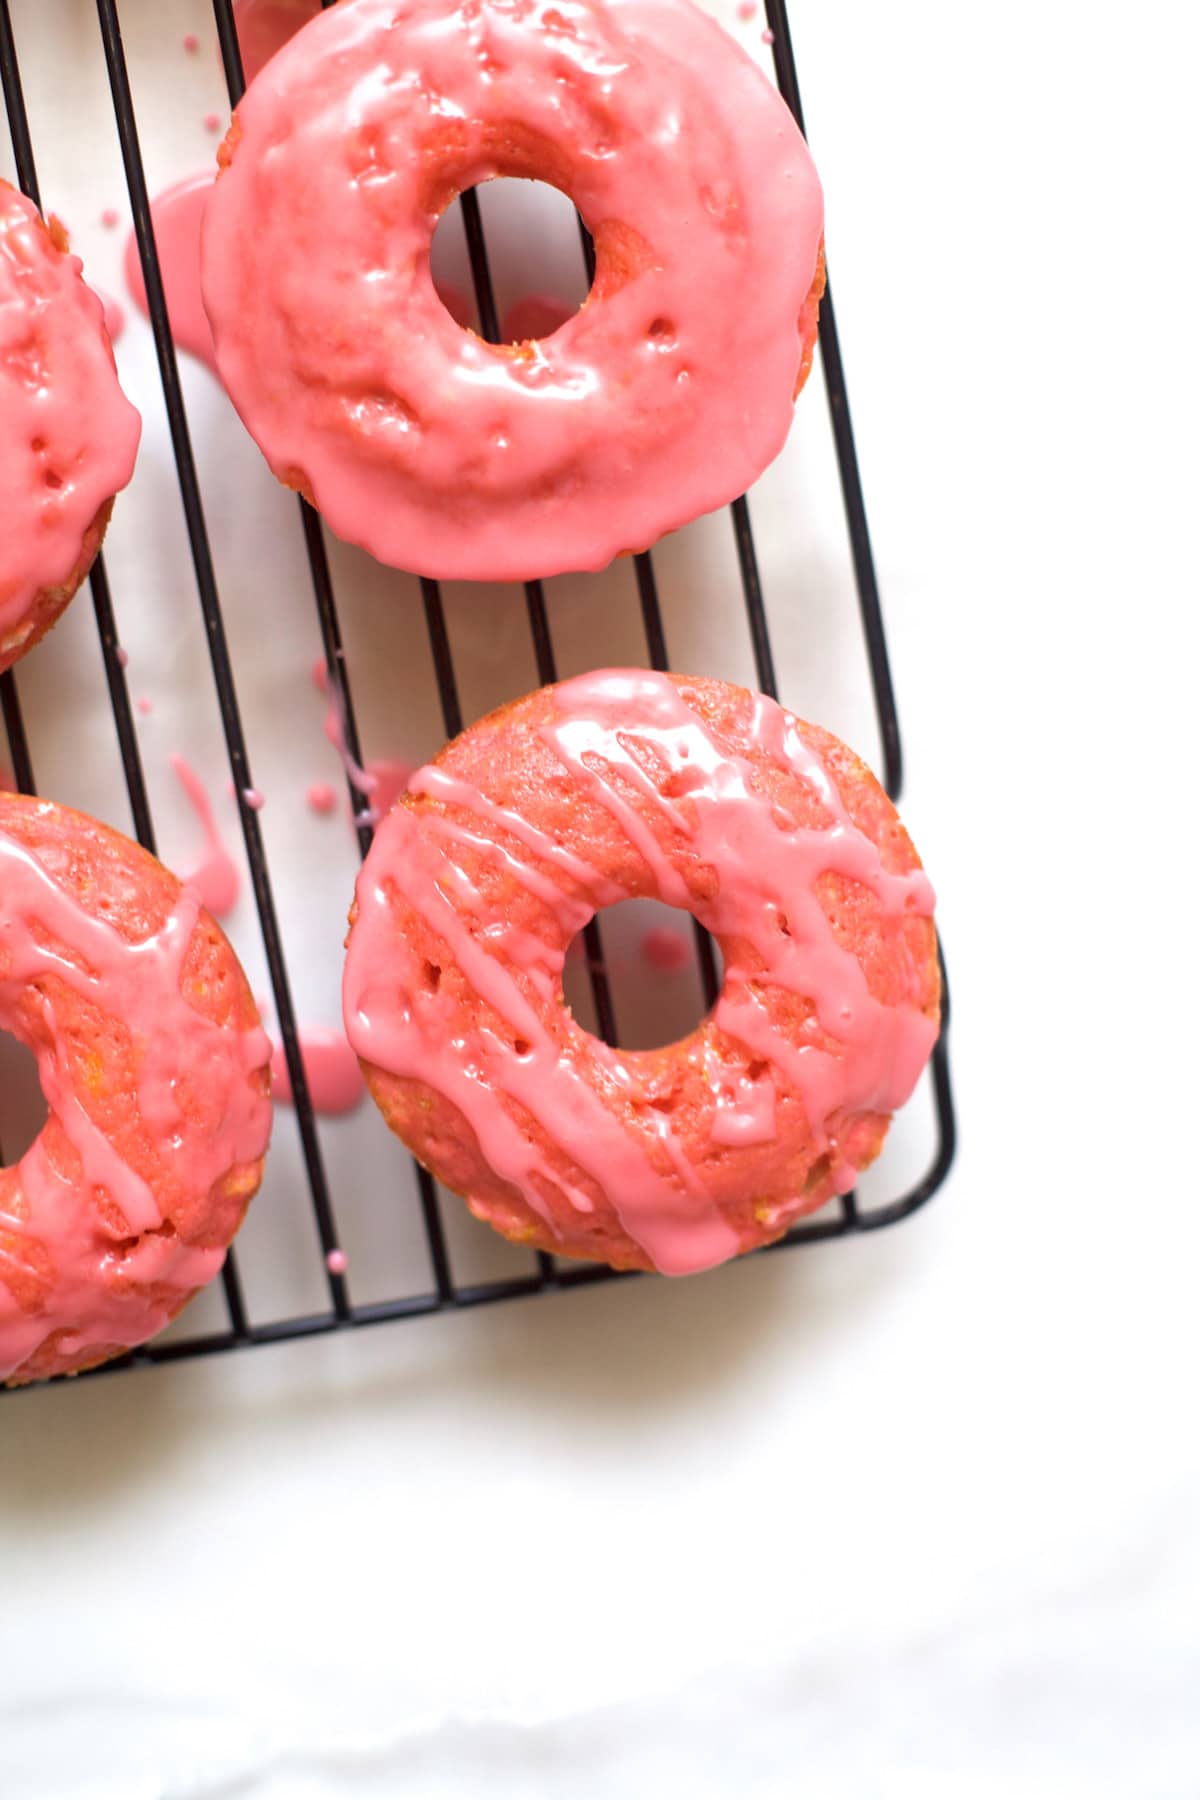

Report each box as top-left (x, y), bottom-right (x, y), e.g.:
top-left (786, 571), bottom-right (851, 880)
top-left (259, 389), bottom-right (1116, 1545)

top-left (641, 924), bottom-right (691, 973)
top-left (270, 1026), bottom-right (365, 1116)
top-left (499, 292), bottom-right (576, 345)
top-left (204, 112), bottom-right (222, 134)
top-left (307, 781), bottom-right (337, 815)
top-left (762, 26), bottom-right (774, 43)
top-left (116, 646), bottom-right (129, 668)
top-left (183, 32), bottom-right (200, 53)
top-left (123, 174), bottom-right (218, 374)
top-left (736, 0), bottom-right (755, 17)
top-left (242, 787), bottom-right (265, 811)
top-left (100, 207), bottom-right (121, 230)
top-left (136, 696), bottom-right (153, 716)
top-left (325, 1248), bottom-right (348, 1276)
top-left (170, 752), bottom-right (241, 918)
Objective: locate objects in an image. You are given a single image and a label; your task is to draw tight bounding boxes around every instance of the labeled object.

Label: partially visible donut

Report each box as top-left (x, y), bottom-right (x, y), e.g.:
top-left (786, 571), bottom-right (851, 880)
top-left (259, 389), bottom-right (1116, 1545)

top-left (202, 0), bottom-right (825, 581)
top-left (343, 671), bottom-right (940, 1277)
top-left (0, 796), bottom-right (272, 1386)
top-left (0, 182), bottom-right (141, 675)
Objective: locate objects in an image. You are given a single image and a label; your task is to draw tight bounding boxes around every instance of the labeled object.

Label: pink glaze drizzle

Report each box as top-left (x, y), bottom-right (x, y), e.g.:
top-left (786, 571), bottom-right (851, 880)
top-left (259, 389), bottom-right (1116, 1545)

top-left (0, 183), bottom-right (141, 648)
top-left (306, 781), bottom-right (337, 816)
top-left (170, 752), bottom-right (240, 918)
top-left (0, 821), bottom-right (270, 1382)
top-left (201, 0), bottom-right (824, 581)
top-left (499, 293), bottom-right (576, 346)
top-left (325, 1247), bottom-right (348, 1275)
top-left (270, 1026), bottom-right (365, 1116)
top-left (123, 175), bottom-right (219, 375)
top-left (312, 657), bottom-right (412, 824)
top-left (344, 672), bottom-right (937, 1276)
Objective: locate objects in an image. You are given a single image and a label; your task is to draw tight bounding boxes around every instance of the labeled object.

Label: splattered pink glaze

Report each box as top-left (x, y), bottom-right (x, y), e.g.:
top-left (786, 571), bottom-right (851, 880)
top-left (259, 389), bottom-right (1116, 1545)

top-left (344, 671), bottom-right (938, 1276)
top-left (201, 0), bottom-right (824, 580)
top-left (641, 924), bottom-right (691, 973)
top-left (170, 752), bottom-right (241, 918)
top-left (0, 806), bottom-right (271, 1383)
top-left (0, 183), bottom-right (141, 655)
top-left (325, 1247), bottom-right (348, 1275)
top-left (123, 175), bottom-right (219, 375)
top-left (312, 656), bottom-right (412, 825)
top-left (270, 1027), bottom-right (366, 1116)
top-left (307, 781), bottom-right (337, 816)
top-left (233, 0), bottom-right (320, 84)
top-left (500, 292), bottom-right (576, 344)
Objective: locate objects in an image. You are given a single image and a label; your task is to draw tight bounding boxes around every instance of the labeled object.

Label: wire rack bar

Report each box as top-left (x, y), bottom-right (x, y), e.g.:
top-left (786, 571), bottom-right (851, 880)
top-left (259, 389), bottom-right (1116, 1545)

top-left (0, 0), bottom-right (956, 1382)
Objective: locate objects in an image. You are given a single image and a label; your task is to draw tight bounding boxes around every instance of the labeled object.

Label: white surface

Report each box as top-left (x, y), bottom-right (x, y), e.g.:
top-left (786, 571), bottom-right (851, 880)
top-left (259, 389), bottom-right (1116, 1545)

top-left (2, 0), bottom-right (1199, 1794)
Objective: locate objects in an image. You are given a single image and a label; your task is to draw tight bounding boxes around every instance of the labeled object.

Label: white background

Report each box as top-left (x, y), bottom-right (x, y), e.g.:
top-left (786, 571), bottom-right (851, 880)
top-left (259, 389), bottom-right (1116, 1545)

top-left (2, 0), bottom-right (1198, 1794)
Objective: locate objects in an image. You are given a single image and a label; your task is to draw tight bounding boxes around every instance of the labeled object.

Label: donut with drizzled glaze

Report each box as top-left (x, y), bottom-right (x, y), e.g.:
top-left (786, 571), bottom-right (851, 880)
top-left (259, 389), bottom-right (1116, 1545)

top-left (200, 0), bottom-right (825, 580)
top-left (343, 671), bottom-right (940, 1276)
top-left (0, 796), bottom-right (272, 1385)
top-left (0, 181), bottom-right (141, 674)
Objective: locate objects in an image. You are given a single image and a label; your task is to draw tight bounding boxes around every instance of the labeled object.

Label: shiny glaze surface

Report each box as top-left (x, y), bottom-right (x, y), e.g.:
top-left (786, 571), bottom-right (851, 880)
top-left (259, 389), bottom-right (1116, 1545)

top-left (201, 0), bottom-right (824, 580)
top-left (0, 182), bottom-right (140, 659)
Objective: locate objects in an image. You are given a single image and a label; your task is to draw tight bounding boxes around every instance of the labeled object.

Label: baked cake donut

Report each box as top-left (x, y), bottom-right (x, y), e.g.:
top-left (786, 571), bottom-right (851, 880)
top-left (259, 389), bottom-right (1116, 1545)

top-left (201, 0), bottom-right (825, 581)
top-left (0, 795), bottom-right (272, 1385)
top-left (343, 671), bottom-right (940, 1276)
top-left (0, 181), bottom-right (141, 675)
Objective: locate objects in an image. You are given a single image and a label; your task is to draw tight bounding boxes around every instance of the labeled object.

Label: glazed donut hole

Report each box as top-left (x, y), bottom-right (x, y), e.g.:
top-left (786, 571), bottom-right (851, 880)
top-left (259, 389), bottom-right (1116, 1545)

top-left (561, 897), bottom-right (719, 1052)
top-left (0, 1031), bottom-right (45, 1166)
top-left (430, 172), bottom-right (590, 347)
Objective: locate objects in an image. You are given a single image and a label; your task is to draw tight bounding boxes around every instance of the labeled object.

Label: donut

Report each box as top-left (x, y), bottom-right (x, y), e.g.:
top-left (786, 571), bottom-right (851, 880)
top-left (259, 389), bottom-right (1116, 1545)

top-left (201, 0), bottom-right (825, 581)
top-left (0, 795), bottom-right (272, 1385)
top-left (343, 670), bottom-right (940, 1276)
top-left (0, 181), bottom-right (141, 675)
top-left (232, 0), bottom-right (320, 85)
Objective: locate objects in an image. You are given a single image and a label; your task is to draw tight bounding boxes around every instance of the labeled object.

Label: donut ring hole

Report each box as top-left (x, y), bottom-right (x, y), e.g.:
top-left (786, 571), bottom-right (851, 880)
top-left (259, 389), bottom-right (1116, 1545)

top-left (562, 898), bottom-right (720, 1052)
top-left (0, 1026), bottom-right (46, 1167)
top-left (430, 179), bottom-right (590, 346)
top-left (423, 125), bottom-right (645, 348)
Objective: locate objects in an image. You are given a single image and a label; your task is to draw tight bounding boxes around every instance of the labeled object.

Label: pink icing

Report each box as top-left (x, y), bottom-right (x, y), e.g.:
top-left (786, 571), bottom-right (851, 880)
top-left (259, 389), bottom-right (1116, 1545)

top-left (312, 656), bottom-right (412, 825)
top-left (204, 113), bottom-right (223, 135)
top-left (0, 818), bottom-right (271, 1383)
top-left (0, 183), bottom-right (141, 650)
top-left (306, 781), bottom-right (337, 816)
top-left (270, 1026), bottom-right (366, 1116)
top-left (242, 787), bottom-right (265, 811)
top-left (100, 208), bottom-right (121, 230)
top-left (123, 175), bottom-right (219, 376)
top-left (641, 924), bottom-right (691, 974)
top-left (325, 1247), bottom-right (348, 1275)
top-left (170, 753), bottom-right (240, 919)
top-left (200, 0), bottom-right (823, 581)
top-left (95, 288), bottom-right (126, 344)
top-left (344, 671), bottom-right (937, 1276)
top-left (183, 32), bottom-right (201, 54)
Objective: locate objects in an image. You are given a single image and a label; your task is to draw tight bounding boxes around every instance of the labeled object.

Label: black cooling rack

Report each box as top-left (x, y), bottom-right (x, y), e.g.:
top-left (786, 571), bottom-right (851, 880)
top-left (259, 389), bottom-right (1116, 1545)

top-left (0, 0), bottom-right (956, 1378)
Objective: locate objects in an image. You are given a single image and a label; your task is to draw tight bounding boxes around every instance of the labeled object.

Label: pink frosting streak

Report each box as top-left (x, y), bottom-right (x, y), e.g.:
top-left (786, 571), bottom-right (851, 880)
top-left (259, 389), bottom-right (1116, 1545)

top-left (0, 182), bottom-right (141, 652)
top-left (170, 752), bottom-right (241, 919)
top-left (200, 0), bottom-right (823, 581)
top-left (270, 1027), bottom-right (366, 1116)
top-left (123, 175), bottom-right (219, 375)
top-left (0, 815), bottom-right (271, 1383)
top-left (344, 671), bottom-right (937, 1276)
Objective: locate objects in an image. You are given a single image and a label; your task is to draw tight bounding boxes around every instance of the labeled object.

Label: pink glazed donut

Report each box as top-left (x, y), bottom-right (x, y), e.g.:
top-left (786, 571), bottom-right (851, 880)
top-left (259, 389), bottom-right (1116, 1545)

top-left (343, 672), bottom-right (940, 1277)
top-left (0, 795), bottom-right (272, 1385)
top-left (201, 0), bottom-right (825, 581)
top-left (0, 182), bottom-right (141, 674)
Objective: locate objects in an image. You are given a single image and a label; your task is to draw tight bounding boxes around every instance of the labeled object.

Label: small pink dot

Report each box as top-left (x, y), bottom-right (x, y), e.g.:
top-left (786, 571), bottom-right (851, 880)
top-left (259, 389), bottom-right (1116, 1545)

top-left (183, 32), bottom-right (200, 53)
top-left (736, 1), bottom-right (755, 18)
top-left (136, 696), bottom-right (153, 716)
top-left (100, 208), bottom-right (120, 229)
top-left (116, 646), bottom-right (129, 668)
top-left (762, 26), bottom-right (774, 42)
top-left (641, 926), bottom-right (691, 974)
top-left (307, 782), bottom-right (338, 816)
top-left (242, 787), bottom-right (265, 811)
top-left (326, 1249), bottom-right (348, 1277)
top-left (203, 112), bottom-right (222, 133)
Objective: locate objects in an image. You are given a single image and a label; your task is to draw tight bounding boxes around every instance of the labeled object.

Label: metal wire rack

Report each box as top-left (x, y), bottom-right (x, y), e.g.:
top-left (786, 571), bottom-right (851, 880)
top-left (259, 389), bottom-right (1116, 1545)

top-left (0, 0), bottom-right (956, 1378)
